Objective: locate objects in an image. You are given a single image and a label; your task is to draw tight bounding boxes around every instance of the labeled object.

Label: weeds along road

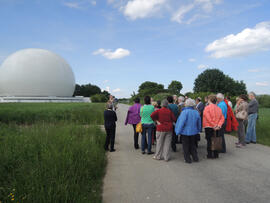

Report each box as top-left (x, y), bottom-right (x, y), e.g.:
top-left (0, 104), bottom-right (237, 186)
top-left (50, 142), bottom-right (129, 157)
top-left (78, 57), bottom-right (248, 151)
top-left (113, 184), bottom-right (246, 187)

top-left (103, 104), bottom-right (270, 203)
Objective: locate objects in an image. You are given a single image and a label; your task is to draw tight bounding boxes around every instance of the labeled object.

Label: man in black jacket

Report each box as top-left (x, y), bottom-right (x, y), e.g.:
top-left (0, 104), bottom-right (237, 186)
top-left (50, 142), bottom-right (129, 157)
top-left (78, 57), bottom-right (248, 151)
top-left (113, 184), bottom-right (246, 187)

top-left (104, 103), bottom-right (118, 152)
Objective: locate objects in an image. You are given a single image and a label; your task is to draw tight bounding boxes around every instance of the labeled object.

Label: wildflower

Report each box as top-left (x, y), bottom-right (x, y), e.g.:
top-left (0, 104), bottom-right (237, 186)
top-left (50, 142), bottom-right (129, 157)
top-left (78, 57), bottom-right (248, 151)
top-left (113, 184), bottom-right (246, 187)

top-left (11, 198), bottom-right (14, 201)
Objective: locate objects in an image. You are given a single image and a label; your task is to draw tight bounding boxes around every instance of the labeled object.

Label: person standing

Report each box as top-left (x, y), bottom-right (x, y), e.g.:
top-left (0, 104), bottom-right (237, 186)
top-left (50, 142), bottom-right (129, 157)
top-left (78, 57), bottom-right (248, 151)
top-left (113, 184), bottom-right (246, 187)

top-left (203, 95), bottom-right (225, 159)
top-left (235, 95), bottom-right (249, 147)
top-left (217, 93), bottom-right (228, 153)
top-left (226, 96), bottom-right (233, 108)
top-left (104, 103), bottom-right (118, 152)
top-left (167, 96), bottom-right (180, 151)
top-left (125, 98), bottom-right (142, 149)
top-left (245, 92), bottom-right (259, 144)
top-left (175, 99), bottom-right (201, 163)
top-left (140, 96), bottom-right (155, 154)
top-left (151, 100), bottom-right (176, 162)
top-left (195, 97), bottom-right (205, 146)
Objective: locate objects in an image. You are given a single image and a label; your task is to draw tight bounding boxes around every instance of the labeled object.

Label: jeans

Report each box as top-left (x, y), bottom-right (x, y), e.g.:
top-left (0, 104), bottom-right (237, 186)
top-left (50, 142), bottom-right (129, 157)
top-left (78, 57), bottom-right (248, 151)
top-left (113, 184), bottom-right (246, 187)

top-left (237, 119), bottom-right (246, 145)
top-left (246, 113), bottom-right (257, 142)
top-left (142, 123), bottom-right (154, 153)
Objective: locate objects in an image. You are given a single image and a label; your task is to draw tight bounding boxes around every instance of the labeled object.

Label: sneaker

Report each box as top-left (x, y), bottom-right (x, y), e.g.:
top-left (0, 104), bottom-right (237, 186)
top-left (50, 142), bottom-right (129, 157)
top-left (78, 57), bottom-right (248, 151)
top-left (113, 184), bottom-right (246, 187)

top-left (153, 156), bottom-right (160, 160)
top-left (147, 151), bottom-right (154, 155)
top-left (236, 143), bottom-right (243, 148)
top-left (142, 151), bottom-right (146, 154)
top-left (246, 142), bottom-right (250, 144)
top-left (110, 149), bottom-right (116, 152)
top-left (251, 141), bottom-right (257, 144)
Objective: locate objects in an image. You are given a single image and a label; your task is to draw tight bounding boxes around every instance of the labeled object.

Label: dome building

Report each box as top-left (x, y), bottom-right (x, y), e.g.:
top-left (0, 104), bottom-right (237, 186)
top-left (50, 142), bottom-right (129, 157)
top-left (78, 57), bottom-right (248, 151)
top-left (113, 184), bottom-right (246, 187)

top-left (0, 49), bottom-right (89, 102)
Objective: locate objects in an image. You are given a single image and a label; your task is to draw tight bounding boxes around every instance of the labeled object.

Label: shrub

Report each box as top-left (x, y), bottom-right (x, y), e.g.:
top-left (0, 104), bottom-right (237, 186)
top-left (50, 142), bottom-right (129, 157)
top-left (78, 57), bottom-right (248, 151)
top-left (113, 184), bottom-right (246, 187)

top-left (257, 95), bottom-right (270, 108)
top-left (91, 94), bottom-right (108, 103)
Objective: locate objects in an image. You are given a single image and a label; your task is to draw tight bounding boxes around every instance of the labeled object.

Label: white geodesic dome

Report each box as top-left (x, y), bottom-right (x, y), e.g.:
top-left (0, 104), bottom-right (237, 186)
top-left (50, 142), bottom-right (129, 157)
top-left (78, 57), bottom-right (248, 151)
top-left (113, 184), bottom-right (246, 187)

top-left (0, 48), bottom-right (75, 97)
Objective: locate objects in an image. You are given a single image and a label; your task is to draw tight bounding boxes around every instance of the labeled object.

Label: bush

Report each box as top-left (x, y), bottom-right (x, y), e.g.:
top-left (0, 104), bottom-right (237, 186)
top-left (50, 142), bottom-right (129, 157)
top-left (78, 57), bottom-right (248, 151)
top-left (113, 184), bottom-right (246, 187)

top-left (91, 94), bottom-right (108, 103)
top-left (257, 95), bottom-right (270, 108)
top-left (153, 93), bottom-right (172, 102)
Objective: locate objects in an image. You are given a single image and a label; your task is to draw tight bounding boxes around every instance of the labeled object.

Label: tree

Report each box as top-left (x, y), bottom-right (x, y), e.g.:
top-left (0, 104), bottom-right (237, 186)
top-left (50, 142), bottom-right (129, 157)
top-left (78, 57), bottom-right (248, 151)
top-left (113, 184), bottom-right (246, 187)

top-left (168, 80), bottom-right (183, 95)
top-left (73, 83), bottom-right (101, 97)
top-left (138, 81), bottom-right (165, 97)
top-left (193, 69), bottom-right (247, 96)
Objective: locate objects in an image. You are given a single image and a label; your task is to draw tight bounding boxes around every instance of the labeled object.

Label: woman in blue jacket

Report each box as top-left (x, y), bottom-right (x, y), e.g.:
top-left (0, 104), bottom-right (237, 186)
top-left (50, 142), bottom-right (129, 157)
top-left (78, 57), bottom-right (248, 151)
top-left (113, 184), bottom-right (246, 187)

top-left (175, 99), bottom-right (201, 164)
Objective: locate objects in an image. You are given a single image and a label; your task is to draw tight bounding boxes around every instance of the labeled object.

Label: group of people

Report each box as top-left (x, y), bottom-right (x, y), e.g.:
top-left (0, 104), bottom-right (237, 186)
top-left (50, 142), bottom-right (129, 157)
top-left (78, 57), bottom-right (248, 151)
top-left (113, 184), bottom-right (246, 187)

top-left (104, 92), bottom-right (259, 164)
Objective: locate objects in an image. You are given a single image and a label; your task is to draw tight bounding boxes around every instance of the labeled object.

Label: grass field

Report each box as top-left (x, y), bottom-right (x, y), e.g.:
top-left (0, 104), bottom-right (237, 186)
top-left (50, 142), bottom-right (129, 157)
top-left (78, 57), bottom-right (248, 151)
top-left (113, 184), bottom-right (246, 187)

top-left (0, 103), bottom-right (106, 203)
top-left (256, 108), bottom-right (270, 146)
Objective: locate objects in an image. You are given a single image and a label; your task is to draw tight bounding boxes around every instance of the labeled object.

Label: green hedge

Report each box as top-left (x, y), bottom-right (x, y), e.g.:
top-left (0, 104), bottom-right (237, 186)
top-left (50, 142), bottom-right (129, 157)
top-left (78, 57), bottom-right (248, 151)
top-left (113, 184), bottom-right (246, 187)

top-left (91, 94), bottom-right (108, 103)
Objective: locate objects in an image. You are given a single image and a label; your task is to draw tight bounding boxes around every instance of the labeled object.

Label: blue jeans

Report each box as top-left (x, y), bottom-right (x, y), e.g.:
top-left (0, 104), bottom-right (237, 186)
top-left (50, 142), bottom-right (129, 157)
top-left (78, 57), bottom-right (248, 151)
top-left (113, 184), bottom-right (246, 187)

top-left (142, 123), bottom-right (154, 153)
top-left (246, 113), bottom-right (257, 142)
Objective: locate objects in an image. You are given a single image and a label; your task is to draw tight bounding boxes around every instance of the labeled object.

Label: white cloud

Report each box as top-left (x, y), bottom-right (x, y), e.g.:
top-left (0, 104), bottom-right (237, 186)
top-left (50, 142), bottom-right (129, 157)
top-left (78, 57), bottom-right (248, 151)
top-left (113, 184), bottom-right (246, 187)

top-left (189, 58), bottom-right (196, 62)
top-left (123, 0), bottom-right (166, 20)
top-left (171, 0), bottom-right (222, 24)
top-left (112, 88), bottom-right (121, 93)
top-left (106, 86), bottom-right (110, 92)
top-left (248, 69), bottom-right (261, 73)
top-left (205, 21), bottom-right (270, 58)
top-left (93, 48), bottom-right (130, 59)
top-left (63, 2), bottom-right (81, 9)
top-left (103, 80), bottom-right (109, 84)
top-left (198, 64), bottom-right (209, 69)
top-left (256, 82), bottom-right (268, 87)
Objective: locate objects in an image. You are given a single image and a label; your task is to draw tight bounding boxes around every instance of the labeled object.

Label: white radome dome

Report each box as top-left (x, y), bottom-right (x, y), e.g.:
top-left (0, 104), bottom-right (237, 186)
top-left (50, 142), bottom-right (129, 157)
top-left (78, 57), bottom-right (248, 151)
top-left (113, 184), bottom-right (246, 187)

top-left (0, 48), bottom-right (75, 97)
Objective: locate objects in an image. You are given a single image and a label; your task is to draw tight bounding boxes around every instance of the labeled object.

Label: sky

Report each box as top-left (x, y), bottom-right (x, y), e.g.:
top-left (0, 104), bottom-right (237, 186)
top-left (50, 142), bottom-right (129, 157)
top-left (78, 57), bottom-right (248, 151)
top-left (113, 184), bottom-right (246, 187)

top-left (0, 0), bottom-right (270, 98)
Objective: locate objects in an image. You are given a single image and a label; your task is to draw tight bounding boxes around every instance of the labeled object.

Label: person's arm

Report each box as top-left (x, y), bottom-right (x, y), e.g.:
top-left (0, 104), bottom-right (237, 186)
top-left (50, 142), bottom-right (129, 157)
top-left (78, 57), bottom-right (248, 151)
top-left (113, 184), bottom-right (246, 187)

top-left (171, 111), bottom-right (176, 123)
top-left (150, 110), bottom-right (158, 122)
top-left (197, 112), bottom-right (202, 132)
top-left (217, 110), bottom-right (225, 129)
top-left (175, 111), bottom-right (186, 135)
top-left (114, 111), bottom-right (118, 122)
top-left (125, 110), bottom-right (130, 125)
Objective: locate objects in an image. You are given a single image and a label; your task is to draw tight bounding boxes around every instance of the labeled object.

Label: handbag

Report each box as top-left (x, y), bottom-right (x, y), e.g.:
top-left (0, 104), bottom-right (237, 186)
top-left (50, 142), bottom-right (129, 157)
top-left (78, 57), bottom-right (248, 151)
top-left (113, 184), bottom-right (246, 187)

top-left (136, 122), bottom-right (142, 133)
top-left (211, 130), bottom-right (222, 151)
top-left (236, 111), bottom-right (248, 120)
top-left (136, 107), bottom-right (143, 133)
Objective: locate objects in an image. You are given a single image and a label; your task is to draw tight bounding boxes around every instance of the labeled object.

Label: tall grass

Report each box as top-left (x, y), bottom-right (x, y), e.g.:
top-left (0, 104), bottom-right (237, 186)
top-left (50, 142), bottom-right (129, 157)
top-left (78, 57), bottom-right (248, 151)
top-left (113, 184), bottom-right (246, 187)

top-left (0, 103), bottom-right (104, 124)
top-left (0, 103), bottom-right (107, 202)
top-left (256, 108), bottom-right (270, 146)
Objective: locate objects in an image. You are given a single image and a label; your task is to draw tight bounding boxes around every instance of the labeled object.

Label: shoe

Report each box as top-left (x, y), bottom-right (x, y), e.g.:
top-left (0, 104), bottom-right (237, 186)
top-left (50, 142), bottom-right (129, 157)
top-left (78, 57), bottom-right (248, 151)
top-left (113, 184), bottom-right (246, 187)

top-left (153, 156), bottom-right (160, 160)
top-left (251, 141), bottom-right (257, 144)
top-left (135, 145), bottom-right (139, 150)
top-left (236, 143), bottom-right (243, 148)
top-left (110, 149), bottom-right (116, 152)
top-left (142, 151), bottom-right (145, 154)
top-left (147, 152), bottom-right (154, 155)
top-left (207, 155), bottom-right (213, 159)
top-left (246, 142), bottom-right (250, 144)
top-left (193, 158), bottom-right (199, 162)
top-left (185, 160), bottom-right (192, 164)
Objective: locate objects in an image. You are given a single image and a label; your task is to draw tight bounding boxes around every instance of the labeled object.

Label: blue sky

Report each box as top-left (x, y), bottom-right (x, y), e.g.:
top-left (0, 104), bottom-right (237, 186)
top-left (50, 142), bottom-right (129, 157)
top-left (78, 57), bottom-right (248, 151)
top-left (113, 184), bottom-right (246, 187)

top-left (0, 0), bottom-right (270, 98)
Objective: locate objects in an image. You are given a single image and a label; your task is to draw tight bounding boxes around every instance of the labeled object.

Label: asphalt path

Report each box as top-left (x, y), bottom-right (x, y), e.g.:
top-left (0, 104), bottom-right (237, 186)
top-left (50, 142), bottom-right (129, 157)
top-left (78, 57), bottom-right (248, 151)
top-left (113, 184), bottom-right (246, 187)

top-left (103, 104), bottom-right (270, 203)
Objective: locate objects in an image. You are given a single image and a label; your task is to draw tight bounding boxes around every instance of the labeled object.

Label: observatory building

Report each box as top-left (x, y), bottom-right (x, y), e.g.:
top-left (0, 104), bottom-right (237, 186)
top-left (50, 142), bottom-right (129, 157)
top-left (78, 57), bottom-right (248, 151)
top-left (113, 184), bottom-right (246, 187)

top-left (0, 48), bottom-right (89, 103)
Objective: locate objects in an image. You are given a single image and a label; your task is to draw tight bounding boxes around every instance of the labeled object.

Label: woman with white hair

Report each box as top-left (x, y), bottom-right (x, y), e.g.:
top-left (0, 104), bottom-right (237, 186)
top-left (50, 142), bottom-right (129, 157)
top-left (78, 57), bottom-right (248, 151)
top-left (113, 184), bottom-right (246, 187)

top-left (175, 98), bottom-right (201, 164)
top-left (150, 99), bottom-right (176, 161)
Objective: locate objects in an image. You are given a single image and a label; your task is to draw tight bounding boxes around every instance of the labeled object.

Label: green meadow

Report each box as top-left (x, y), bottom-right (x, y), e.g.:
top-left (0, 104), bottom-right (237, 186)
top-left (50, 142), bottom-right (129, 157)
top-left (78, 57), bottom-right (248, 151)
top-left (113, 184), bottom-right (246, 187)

top-left (0, 103), bottom-right (106, 203)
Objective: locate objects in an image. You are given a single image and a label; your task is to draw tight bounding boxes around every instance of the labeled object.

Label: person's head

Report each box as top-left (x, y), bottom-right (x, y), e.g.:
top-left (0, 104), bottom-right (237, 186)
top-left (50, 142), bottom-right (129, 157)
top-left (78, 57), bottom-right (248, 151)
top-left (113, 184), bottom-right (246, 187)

top-left (235, 96), bottom-right (240, 103)
top-left (107, 103), bottom-right (113, 110)
top-left (216, 93), bottom-right (224, 103)
top-left (208, 95), bottom-right (217, 104)
top-left (204, 96), bottom-right (209, 103)
top-left (226, 96), bottom-right (231, 101)
top-left (178, 96), bottom-right (185, 104)
top-left (239, 94), bottom-right (248, 102)
top-left (144, 96), bottom-right (151, 105)
top-left (157, 100), bottom-right (161, 107)
top-left (195, 97), bottom-right (201, 104)
top-left (134, 97), bottom-right (140, 104)
top-left (248, 92), bottom-right (256, 100)
top-left (152, 101), bottom-right (157, 107)
top-left (173, 95), bottom-right (178, 101)
top-left (185, 98), bottom-right (196, 107)
top-left (161, 99), bottom-right (169, 108)
top-left (167, 96), bottom-right (174, 104)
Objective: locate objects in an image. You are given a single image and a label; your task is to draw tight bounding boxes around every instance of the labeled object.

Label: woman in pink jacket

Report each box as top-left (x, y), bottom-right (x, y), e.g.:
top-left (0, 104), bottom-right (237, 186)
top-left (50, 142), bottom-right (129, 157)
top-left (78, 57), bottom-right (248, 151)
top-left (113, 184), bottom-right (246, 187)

top-left (203, 95), bottom-right (225, 159)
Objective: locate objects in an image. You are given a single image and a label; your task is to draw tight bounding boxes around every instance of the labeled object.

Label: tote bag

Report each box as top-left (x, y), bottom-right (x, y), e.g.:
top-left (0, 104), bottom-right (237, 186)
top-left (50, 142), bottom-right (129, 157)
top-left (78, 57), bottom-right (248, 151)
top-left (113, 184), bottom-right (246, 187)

top-left (211, 130), bottom-right (222, 151)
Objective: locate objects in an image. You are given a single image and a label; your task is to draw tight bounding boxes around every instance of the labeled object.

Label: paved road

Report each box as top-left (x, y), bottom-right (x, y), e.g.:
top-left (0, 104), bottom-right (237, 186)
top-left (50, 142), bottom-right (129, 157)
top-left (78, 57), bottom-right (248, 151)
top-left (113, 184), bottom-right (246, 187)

top-left (103, 104), bottom-right (270, 203)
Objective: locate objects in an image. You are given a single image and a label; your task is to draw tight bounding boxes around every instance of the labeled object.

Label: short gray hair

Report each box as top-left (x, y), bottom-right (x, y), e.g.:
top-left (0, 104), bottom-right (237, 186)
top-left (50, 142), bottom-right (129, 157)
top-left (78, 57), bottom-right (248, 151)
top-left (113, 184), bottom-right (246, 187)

top-left (249, 92), bottom-right (256, 97)
top-left (161, 99), bottom-right (168, 107)
top-left (185, 98), bottom-right (196, 107)
top-left (178, 96), bottom-right (185, 102)
top-left (107, 103), bottom-right (113, 109)
top-left (216, 93), bottom-right (224, 100)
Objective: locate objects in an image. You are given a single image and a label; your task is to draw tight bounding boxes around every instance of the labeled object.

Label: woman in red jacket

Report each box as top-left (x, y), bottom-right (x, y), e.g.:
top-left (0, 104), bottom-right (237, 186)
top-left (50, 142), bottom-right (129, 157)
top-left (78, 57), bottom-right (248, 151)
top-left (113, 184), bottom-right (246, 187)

top-left (150, 100), bottom-right (176, 162)
top-left (203, 95), bottom-right (225, 159)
